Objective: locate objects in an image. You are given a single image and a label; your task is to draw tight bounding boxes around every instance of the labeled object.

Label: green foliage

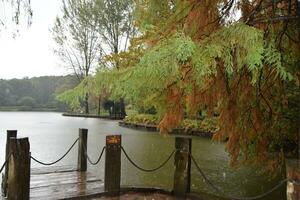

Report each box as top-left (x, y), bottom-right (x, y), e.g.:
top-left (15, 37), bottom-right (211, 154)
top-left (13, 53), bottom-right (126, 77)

top-left (124, 114), bottom-right (159, 125)
top-left (135, 0), bottom-right (174, 32)
top-left (175, 34), bottom-right (196, 62)
top-left (263, 39), bottom-right (293, 81)
top-left (78, 23), bottom-right (294, 123)
top-left (56, 76), bottom-right (94, 110)
top-left (192, 23), bottom-right (292, 85)
top-left (180, 118), bottom-right (219, 133)
top-left (119, 33), bottom-right (197, 112)
top-left (116, 23), bottom-right (292, 114)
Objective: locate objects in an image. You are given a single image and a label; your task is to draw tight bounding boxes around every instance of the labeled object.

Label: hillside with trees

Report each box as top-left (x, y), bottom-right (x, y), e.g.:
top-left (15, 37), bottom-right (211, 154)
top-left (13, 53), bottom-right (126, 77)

top-left (0, 75), bottom-right (78, 111)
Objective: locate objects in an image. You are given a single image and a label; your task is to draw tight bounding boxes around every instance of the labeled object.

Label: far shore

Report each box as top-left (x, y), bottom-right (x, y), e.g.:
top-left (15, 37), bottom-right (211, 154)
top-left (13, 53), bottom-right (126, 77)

top-left (62, 112), bottom-right (124, 120)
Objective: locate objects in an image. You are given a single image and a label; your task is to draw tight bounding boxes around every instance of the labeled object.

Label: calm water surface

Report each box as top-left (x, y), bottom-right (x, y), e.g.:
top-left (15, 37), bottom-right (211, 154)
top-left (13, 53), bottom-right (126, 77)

top-left (0, 112), bottom-right (285, 200)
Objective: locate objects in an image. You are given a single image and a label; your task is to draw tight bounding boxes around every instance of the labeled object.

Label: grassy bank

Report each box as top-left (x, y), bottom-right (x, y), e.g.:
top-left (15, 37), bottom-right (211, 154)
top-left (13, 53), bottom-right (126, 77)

top-left (123, 114), bottom-right (219, 134)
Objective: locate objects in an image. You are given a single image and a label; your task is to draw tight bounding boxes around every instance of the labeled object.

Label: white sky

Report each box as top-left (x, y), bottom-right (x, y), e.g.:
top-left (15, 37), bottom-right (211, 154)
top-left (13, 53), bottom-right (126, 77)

top-left (0, 0), bottom-right (67, 79)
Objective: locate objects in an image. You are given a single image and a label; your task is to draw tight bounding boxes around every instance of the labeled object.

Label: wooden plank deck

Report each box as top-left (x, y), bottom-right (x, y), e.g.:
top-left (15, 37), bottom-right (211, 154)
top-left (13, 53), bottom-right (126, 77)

top-left (30, 166), bottom-right (104, 200)
top-left (0, 166), bottom-right (211, 200)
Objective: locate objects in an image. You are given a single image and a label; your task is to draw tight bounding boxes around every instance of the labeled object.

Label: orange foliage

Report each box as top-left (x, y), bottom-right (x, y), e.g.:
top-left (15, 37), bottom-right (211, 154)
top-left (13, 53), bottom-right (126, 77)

top-left (159, 86), bottom-right (184, 133)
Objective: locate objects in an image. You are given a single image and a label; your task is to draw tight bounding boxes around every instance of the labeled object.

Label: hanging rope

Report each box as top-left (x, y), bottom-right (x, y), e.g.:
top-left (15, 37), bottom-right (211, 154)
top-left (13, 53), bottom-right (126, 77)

top-left (83, 143), bottom-right (106, 165)
top-left (121, 146), bottom-right (175, 172)
top-left (30, 138), bottom-right (79, 166)
top-left (191, 154), bottom-right (287, 200)
top-left (0, 154), bottom-right (11, 174)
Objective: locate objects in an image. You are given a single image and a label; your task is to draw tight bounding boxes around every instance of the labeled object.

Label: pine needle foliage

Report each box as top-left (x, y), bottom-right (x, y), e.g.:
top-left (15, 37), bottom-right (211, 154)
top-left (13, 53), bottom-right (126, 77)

top-left (118, 21), bottom-right (297, 169)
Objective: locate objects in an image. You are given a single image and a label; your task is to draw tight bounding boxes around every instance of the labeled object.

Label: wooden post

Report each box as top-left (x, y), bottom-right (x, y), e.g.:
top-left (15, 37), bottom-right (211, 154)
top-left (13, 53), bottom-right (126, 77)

top-left (78, 128), bottom-right (88, 172)
top-left (286, 159), bottom-right (300, 200)
top-left (7, 137), bottom-right (30, 200)
top-left (173, 137), bottom-right (192, 196)
top-left (1, 130), bottom-right (17, 197)
top-left (104, 135), bottom-right (121, 193)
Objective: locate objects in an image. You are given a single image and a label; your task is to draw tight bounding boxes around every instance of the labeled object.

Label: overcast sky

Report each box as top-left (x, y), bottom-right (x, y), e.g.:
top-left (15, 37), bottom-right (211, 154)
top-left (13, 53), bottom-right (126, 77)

top-left (0, 0), bottom-right (67, 79)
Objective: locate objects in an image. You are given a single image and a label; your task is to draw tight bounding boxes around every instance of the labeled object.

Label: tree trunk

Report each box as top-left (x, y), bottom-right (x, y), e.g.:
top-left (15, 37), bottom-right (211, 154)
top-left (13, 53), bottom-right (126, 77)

top-left (97, 96), bottom-right (101, 116)
top-left (85, 92), bottom-right (89, 114)
top-left (119, 98), bottom-right (126, 119)
top-left (113, 101), bottom-right (116, 119)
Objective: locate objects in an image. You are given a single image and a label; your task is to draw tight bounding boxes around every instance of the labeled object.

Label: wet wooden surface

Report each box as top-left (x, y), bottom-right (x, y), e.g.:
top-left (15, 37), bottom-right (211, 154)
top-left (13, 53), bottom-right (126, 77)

top-left (30, 165), bottom-right (104, 200)
top-left (91, 192), bottom-right (193, 200)
top-left (0, 166), bottom-right (212, 200)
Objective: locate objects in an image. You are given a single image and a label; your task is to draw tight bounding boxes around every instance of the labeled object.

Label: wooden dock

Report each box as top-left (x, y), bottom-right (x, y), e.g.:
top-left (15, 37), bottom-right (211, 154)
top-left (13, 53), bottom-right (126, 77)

top-left (2, 165), bottom-right (199, 200)
top-left (30, 166), bottom-right (104, 200)
top-left (0, 132), bottom-right (196, 200)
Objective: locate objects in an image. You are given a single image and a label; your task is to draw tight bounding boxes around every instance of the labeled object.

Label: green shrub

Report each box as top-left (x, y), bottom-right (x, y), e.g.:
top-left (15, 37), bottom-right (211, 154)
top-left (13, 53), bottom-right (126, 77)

top-left (124, 114), bottom-right (159, 125)
top-left (124, 114), bottom-right (219, 133)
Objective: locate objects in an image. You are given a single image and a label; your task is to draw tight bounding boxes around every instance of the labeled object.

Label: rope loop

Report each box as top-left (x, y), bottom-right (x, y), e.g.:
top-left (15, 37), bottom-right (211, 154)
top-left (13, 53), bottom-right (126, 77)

top-left (0, 154), bottom-right (11, 174)
top-left (83, 144), bottom-right (106, 165)
top-left (31, 138), bottom-right (79, 166)
top-left (121, 146), bottom-right (175, 172)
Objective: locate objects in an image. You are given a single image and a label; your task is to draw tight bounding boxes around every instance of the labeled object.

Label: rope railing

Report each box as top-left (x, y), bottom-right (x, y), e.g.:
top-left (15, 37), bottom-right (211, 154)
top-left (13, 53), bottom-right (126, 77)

top-left (1, 132), bottom-right (293, 200)
top-left (190, 154), bottom-right (287, 200)
top-left (83, 143), bottom-right (106, 165)
top-left (121, 146), bottom-right (175, 172)
top-left (30, 138), bottom-right (79, 166)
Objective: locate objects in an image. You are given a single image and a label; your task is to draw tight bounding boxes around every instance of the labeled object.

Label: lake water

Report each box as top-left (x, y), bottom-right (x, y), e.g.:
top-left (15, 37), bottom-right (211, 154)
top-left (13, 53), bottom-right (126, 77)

top-left (0, 112), bottom-right (285, 200)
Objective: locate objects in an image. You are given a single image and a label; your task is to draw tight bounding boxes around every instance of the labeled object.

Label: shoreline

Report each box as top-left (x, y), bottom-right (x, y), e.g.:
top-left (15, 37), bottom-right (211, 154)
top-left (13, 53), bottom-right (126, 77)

top-left (62, 113), bottom-right (125, 120)
top-left (119, 121), bottom-right (214, 138)
top-left (62, 113), bottom-right (215, 139)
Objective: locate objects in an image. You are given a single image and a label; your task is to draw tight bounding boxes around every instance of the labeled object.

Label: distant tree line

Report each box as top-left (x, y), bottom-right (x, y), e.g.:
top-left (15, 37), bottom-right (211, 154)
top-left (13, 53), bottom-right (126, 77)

top-left (0, 75), bottom-right (78, 111)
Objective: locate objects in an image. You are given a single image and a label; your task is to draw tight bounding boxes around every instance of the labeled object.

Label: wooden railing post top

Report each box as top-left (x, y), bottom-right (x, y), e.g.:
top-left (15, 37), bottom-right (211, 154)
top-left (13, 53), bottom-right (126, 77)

top-left (79, 128), bottom-right (88, 133)
top-left (9, 137), bottom-right (30, 151)
top-left (174, 136), bottom-right (193, 139)
top-left (6, 130), bottom-right (17, 137)
top-left (106, 135), bottom-right (121, 145)
top-left (7, 130), bottom-right (17, 134)
top-left (175, 137), bottom-right (192, 151)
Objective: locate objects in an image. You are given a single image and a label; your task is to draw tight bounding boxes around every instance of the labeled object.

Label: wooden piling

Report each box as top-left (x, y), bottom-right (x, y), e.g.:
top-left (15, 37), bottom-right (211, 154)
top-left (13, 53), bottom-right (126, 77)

top-left (78, 129), bottom-right (88, 172)
top-left (104, 135), bottom-right (121, 193)
top-left (1, 130), bottom-right (17, 197)
top-left (173, 137), bottom-right (192, 196)
top-left (7, 137), bottom-right (31, 200)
